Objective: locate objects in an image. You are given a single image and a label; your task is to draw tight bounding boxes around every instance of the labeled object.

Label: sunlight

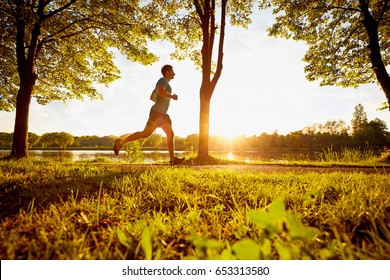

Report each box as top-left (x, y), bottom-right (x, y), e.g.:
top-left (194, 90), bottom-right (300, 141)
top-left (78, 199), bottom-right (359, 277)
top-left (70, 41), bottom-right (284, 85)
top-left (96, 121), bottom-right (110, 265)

top-left (227, 152), bottom-right (234, 160)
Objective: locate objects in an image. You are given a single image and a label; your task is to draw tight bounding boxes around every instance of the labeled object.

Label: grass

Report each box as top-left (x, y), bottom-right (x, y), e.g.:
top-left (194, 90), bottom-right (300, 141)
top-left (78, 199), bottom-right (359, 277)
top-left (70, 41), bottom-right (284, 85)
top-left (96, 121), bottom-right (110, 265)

top-left (0, 156), bottom-right (389, 260)
top-left (231, 147), bottom-right (390, 167)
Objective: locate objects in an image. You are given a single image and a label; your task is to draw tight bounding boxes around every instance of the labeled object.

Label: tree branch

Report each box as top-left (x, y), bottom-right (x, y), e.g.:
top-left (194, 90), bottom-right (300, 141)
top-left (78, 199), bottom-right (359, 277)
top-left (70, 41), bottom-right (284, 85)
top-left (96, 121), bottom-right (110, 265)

top-left (41, 0), bottom-right (77, 20)
top-left (15, 5), bottom-right (27, 73)
top-left (326, 2), bottom-right (361, 13)
top-left (209, 0), bottom-right (215, 56)
top-left (58, 24), bottom-right (97, 40)
top-left (50, 17), bottom-right (90, 39)
top-left (377, 0), bottom-right (389, 23)
top-left (211, 0), bottom-right (226, 92)
top-left (194, 0), bottom-right (204, 21)
top-left (180, 11), bottom-right (202, 28)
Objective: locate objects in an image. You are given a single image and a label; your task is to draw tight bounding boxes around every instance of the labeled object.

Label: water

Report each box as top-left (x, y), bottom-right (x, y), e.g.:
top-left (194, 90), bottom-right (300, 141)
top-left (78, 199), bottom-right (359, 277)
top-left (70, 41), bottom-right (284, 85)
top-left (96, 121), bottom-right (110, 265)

top-left (0, 149), bottom-right (317, 163)
top-left (0, 149), bottom-right (181, 163)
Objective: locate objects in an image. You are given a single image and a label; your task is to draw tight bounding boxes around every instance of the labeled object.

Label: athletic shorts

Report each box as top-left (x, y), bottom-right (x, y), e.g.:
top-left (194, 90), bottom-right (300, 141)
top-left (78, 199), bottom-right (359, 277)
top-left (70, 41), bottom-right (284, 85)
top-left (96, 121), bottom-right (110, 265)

top-left (146, 109), bottom-right (172, 128)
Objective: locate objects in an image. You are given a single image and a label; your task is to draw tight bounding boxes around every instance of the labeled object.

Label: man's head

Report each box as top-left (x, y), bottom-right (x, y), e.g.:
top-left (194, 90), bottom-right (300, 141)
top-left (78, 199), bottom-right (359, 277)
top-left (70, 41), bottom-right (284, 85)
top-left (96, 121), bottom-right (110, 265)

top-left (161, 64), bottom-right (175, 80)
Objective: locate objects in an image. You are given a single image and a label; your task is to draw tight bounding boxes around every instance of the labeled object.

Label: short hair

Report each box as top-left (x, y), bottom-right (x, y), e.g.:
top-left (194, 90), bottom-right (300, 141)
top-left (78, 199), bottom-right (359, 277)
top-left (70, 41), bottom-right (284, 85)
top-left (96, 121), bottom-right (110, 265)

top-left (161, 64), bottom-right (173, 76)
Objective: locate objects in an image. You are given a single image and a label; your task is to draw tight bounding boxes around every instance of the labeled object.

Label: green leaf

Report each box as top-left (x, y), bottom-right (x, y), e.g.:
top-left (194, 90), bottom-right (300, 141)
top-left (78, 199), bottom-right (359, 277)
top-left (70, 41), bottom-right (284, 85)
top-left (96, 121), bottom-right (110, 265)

top-left (219, 248), bottom-right (236, 260)
top-left (248, 210), bottom-right (270, 228)
top-left (249, 199), bottom-right (286, 233)
top-left (232, 239), bottom-right (260, 260)
top-left (319, 249), bottom-right (335, 260)
top-left (117, 229), bottom-right (130, 248)
top-left (260, 238), bottom-right (273, 260)
top-left (192, 236), bottom-right (223, 259)
top-left (268, 199), bottom-right (285, 223)
top-left (286, 213), bottom-right (318, 240)
top-left (141, 228), bottom-right (153, 260)
top-left (286, 213), bottom-right (306, 238)
top-left (274, 239), bottom-right (292, 260)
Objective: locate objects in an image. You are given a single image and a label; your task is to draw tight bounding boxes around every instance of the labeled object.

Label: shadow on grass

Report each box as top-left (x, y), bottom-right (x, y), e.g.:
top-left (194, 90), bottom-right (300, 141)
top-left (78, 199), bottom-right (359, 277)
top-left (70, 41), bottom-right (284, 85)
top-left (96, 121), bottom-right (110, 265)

top-left (0, 163), bottom-right (148, 221)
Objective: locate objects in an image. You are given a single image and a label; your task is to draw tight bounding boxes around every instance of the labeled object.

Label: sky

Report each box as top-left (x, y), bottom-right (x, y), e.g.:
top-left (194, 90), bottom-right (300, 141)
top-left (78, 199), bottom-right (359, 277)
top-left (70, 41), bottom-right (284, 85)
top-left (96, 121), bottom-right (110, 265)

top-left (1, 9), bottom-right (389, 138)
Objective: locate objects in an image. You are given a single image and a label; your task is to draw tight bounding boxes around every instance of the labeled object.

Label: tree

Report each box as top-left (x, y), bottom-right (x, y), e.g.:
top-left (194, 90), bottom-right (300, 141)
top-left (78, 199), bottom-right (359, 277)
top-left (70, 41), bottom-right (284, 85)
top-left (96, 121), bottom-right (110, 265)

top-left (260, 0), bottom-right (390, 109)
top-left (143, 132), bottom-right (163, 147)
top-left (351, 103), bottom-right (389, 148)
top-left (351, 103), bottom-right (369, 147)
top-left (0, 132), bottom-right (13, 148)
top-left (1, 0), bottom-right (161, 158)
top-left (74, 135), bottom-right (115, 147)
top-left (364, 118), bottom-right (389, 147)
top-left (56, 132), bottom-right (74, 149)
top-left (27, 132), bottom-right (39, 148)
top-left (184, 133), bottom-right (199, 150)
top-left (38, 133), bottom-right (52, 148)
top-left (303, 120), bottom-right (350, 135)
top-left (156, 0), bottom-right (255, 161)
top-left (351, 103), bottom-right (368, 135)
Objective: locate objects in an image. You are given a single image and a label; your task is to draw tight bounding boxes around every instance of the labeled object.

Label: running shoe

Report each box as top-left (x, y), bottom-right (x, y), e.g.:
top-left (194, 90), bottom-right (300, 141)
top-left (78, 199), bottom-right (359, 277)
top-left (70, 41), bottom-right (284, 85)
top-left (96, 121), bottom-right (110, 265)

top-left (170, 156), bottom-right (185, 166)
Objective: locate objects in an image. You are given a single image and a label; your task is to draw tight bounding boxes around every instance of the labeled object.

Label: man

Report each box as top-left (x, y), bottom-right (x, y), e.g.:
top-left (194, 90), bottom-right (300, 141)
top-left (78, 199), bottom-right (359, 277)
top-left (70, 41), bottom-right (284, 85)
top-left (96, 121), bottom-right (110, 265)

top-left (114, 65), bottom-right (185, 166)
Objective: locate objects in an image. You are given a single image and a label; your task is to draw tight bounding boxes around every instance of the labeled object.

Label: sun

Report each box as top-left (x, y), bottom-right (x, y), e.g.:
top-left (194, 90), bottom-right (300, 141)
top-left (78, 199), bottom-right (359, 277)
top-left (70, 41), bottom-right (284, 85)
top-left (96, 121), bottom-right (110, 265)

top-left (226, 152), bottom-right (234, 160)
top-left (211, 121), bottom-right (243, 140)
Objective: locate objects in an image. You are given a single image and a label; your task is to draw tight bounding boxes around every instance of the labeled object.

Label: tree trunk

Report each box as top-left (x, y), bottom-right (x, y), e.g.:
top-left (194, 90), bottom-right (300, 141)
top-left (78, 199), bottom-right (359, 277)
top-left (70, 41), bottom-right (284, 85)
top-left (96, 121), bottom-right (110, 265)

top-left (196, 0), bottom-right (227, 162)
top-left (11, 78), bottom-right (34, 159)
top-left (198, 89), bottom-right (211, 161)
top-left (359, 0), bottom-right (390, 110)
top-left (10, 5), bottom-right (41, 159)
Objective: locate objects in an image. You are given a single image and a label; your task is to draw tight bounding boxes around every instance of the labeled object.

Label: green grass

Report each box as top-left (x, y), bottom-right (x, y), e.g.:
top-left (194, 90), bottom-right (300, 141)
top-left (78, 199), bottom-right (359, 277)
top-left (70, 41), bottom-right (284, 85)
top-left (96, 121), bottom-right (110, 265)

top-left (0, 158), bottom-right (389, 260)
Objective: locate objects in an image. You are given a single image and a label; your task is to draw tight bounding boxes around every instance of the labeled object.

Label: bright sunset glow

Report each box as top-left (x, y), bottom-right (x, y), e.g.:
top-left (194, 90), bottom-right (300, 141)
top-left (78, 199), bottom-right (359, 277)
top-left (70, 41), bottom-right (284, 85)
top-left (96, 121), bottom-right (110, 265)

top-left (1, 10), bottom-right (389, 138)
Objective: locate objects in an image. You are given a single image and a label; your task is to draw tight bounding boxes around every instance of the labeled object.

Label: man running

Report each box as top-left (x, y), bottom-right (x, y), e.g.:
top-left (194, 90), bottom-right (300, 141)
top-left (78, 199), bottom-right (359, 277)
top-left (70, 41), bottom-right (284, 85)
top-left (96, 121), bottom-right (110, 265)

top-left (114, 65), bottom-right (185, 166)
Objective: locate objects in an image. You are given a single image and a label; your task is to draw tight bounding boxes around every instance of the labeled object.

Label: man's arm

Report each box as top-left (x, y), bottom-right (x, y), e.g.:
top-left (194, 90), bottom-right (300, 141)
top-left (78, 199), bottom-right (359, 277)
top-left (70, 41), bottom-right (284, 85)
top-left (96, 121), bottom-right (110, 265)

top-left (150, 90), bottom-right (156, 102)
top-left (157, 84), bottom-right (178, 100)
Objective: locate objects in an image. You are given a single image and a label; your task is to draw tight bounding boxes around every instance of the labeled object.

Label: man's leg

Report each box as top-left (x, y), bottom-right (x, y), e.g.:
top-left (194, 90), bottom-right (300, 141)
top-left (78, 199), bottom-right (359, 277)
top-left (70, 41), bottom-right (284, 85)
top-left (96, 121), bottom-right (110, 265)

top-left (161, 123), bottom-right (185, 166)
top-left (114, 125), bottom-right (155, 155)
top-left (161, 123), bottom-right (175, 162)
top-left (121, 125), bottom-right (155, 145)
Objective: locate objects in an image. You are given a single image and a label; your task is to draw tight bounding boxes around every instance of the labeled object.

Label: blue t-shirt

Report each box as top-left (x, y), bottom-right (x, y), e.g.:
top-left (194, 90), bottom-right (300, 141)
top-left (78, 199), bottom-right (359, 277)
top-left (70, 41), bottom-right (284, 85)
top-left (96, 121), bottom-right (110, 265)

top-left (151, 77), bottom-right (171, 114)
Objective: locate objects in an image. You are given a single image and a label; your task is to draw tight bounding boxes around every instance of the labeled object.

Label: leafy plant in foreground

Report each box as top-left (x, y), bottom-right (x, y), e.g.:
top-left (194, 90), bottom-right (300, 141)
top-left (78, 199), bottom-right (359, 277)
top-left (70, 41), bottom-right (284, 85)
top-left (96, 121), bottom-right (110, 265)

top-left (189, 199), bottom-right (321, 260)
top-left (125, 141), bottom-right (144, 163)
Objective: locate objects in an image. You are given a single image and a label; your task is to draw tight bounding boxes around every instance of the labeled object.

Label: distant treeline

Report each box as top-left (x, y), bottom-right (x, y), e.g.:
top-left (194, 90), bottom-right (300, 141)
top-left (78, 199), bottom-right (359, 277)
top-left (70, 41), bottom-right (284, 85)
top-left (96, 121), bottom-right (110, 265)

top-left (1, 119), bottom-right (389, 152)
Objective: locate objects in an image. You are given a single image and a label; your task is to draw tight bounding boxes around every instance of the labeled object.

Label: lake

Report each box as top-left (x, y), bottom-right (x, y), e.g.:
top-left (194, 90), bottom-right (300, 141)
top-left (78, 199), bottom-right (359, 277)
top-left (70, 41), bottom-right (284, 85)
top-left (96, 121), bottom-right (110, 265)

top-left (0, 149), bottom-right (318, 163)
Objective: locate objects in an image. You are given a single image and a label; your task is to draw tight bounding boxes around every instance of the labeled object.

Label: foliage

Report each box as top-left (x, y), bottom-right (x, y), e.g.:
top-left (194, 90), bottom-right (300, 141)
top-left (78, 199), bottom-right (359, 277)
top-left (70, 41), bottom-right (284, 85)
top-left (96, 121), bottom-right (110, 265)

top-left (191, 199), bottom-right (320, 260)
top-left (124, 140), bottom-right (145, 163)
top-left (259, 0), bottom-right (390, 106)
top-left (351, 104), bottom-right (389, 147)
top-left (0, 0), bottom-right (160, 111)
top-left (154, 0), bottom-right (254, 68)
top-left (0, 160), bottom-right (389, 259)
top-left (38, 132), bottom-right (74, 149)
top-left (262, 0), bottom-right (390, 86)
top-left (74, 135), bottom-right (116, 148)
top-left (380, 148), bottom-right (390, 163)
top-left (143, 133), bottom-right (163, 148)
top-left (27, 132), bottom-right (40, 148)
top-left (1, 0), bottom-right (167, 158)
top-left (0, 132), bottom-right (14, 148)
top-left (352, 104), bottom-right (368, 135)
top-left (303, 120), bottom-right (350, 135)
